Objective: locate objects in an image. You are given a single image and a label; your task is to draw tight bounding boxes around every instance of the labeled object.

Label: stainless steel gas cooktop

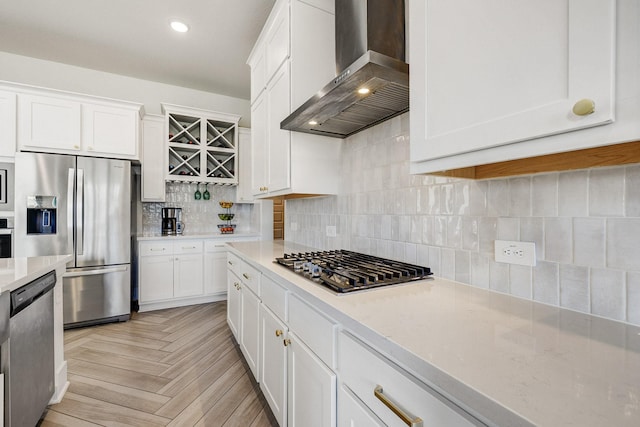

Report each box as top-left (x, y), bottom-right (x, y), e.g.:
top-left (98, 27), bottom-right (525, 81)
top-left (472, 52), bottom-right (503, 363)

top-left (275, 250), bottom-right (432, 293)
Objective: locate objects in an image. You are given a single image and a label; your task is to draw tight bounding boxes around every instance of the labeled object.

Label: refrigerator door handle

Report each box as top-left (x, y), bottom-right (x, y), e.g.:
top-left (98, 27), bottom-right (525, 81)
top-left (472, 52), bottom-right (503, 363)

top-left (77, 168), bottom-right (84, 256)
top-left (67, 168), bottom-right (75, 252)
top-left (63, 266), bottom-right (128, 278)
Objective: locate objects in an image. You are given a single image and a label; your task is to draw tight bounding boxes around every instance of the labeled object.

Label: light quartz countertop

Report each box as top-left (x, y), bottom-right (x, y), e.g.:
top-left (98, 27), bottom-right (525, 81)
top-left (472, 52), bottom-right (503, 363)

top-left (136, 232), bottom-right (261, 241)
top-left (0, 255), bottom-right (72, 292)
top-left (228, 240), bottom-right (640, 427)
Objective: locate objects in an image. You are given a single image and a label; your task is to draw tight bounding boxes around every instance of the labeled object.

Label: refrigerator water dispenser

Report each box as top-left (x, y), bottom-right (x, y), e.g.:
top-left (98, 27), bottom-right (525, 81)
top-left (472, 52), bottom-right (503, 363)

top-left (26, 196), bottom-right (57, 235)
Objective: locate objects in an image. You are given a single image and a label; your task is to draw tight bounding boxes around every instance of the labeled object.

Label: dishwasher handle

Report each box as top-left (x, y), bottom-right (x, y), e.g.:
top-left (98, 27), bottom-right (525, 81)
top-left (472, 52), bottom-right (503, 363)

top-left (10, 270), bottom-right (57, 317)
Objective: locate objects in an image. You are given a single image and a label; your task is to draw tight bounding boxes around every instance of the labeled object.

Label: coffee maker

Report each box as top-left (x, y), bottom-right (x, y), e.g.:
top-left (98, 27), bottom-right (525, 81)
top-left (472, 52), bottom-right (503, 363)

top-left (162, 208), bottom-right (183, 235)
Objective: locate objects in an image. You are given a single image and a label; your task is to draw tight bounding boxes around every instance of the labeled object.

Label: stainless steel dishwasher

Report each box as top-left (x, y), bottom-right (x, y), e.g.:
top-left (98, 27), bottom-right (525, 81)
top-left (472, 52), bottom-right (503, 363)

top-left (3, 270), bottom-right (56, 427)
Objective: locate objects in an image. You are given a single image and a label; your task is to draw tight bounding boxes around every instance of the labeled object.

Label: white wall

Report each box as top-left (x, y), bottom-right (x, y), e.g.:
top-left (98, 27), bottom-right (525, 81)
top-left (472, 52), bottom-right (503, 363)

top-left (0, 51), bottom-right (251, 127)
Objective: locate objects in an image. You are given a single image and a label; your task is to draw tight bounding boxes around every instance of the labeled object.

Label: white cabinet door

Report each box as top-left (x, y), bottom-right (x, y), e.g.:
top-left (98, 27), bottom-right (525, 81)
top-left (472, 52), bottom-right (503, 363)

top-left (265, 0), bottom-right (290, 83)
top-left (236, 128), bottom-right (255, 203)
top-left (173, 253), bottom-right (203, 298)
top-left (240, 285), bottom-right (261, 380)
top-left (0, 90), bottom-right (16, 158)
top-left (141, 115), bottom-right (166, 202)
top-left (139, 255), bottom-right (174, 303)
top-left (290, 0), bottom-right (335, 109)
top-left (251, 95), bottom-right (268, 196)
top-left (82, 103), bottom-right (138, 157)
top-left (227, 272), bottom-right (242, 339)
top-left (267, 62), bottom-right (291, 194)
top-left (18, 94), bottom-right (81, 151)
top-left (250, 43), bottom-right (267, 105)
top-left (338, 384), bottom-right (385, 427)
top-left (411, 0), bottom-right (616, 163)
top-left (204, 248), bottom-right (227, 295)
top-left (260, 304), bottom-right (288, 427)
top-left (288, 332), bottom-right (336, 427)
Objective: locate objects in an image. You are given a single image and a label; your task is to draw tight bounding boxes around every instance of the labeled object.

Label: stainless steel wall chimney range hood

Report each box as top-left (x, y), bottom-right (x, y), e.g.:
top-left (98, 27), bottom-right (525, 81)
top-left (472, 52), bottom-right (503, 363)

top-left (280, 0), bottom-right (408, 139)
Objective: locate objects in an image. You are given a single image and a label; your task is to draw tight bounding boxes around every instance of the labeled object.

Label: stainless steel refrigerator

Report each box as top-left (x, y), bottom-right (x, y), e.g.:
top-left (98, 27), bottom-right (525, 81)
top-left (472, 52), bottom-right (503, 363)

top-left (14, 152), bottom-right (131, 328)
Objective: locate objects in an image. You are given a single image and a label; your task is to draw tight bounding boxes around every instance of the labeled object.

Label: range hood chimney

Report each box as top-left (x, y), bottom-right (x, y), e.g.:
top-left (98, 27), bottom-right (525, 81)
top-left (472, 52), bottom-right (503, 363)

top-left (280, 0), bottom-right (408, 139)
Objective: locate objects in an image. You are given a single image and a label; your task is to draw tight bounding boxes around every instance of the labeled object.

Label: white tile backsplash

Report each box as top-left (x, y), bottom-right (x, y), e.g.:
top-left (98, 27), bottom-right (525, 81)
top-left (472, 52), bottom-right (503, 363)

top-left (589, 167), bottom-right (625, 217)
top-left (590, 268), bottom-right (626, 321)
top-left (559, 265), bottom-right (590, 313)
top-left (285, 113), bottom-right (640, 325)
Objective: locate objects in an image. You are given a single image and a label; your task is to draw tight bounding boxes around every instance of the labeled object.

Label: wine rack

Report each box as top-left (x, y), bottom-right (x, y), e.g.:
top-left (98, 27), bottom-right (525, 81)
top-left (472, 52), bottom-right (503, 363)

top-left (163, 104), bottom-right (240, 184)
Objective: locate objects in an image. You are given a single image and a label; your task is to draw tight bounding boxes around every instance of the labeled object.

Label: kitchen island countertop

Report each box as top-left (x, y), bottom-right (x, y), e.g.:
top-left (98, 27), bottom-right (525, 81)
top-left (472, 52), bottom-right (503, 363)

top-left (228, 240), bottom-right (640, 427)
top-left (0, 255), bottom-right (72, 292)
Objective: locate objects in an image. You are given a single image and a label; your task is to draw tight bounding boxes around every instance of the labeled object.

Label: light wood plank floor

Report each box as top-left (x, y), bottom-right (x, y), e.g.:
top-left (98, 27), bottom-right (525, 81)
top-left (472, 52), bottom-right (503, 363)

top-left (41, 302), bottom-right (278, 427)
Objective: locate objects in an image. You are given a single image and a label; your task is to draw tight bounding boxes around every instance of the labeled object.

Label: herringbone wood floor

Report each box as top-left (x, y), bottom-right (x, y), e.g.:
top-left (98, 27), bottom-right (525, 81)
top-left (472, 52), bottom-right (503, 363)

top-left (41, 302), bottom-right (278, 427)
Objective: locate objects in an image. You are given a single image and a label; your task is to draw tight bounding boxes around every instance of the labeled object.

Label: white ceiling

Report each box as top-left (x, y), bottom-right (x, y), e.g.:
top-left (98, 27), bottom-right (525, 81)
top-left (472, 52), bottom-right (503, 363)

top-left (0, 0), bottom-right (276, 100)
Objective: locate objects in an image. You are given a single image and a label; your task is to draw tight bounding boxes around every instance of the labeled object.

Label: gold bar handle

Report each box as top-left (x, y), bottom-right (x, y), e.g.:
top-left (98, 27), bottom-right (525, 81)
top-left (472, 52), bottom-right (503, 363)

top-left (374, 385), bottom-right (423, 427)
top-left (242, 273), bottom-right (250, 280)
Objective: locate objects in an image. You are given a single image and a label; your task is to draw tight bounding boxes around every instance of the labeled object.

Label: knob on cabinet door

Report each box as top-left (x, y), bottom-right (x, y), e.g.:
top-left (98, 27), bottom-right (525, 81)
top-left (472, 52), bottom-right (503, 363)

top-left (283, 338), bottom-right (291, 347)
top-left (275, 329), bottom-right (283, 337)
top-left (572, 99), bottom-right (596, 116)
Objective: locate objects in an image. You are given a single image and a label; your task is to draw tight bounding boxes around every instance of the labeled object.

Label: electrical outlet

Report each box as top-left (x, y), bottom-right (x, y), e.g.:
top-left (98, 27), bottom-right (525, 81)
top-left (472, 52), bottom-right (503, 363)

top-left (494, 240), bottom-right (536, 266)
top-left (326, 225), bottom-right (337, 237)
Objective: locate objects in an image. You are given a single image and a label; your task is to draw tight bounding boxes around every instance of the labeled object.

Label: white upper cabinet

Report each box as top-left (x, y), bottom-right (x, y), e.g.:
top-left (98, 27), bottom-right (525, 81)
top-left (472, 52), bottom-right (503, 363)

top-left (0, 90), bottom-right (17, 158)
top-left (265, 0), bottom-right (290, 83)
top-left (19, 94), bottom-right (82, 152)
top-left (16, 87), bottom-right (142, 160)
top-left (409, 0), bottom-right (637, 174)
top-left (248, 0), bottom-right (343, 198)
top-left (141, 114), bottom-right (166, 202)
top-left (82, 102), bottom-right (138, 157)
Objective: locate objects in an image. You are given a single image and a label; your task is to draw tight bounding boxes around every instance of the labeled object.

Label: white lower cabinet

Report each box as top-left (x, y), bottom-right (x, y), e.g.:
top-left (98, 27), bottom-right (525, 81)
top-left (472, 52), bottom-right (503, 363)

top-left (139, 241), bottom-right (203, 304)
top-left (228, 255), bottom-right (337, 427)
top-left (138, 239), bottom-right (230, 312)
top-left (338, 331), bottom-right (483, 427)
top-left (173, 252), bottom-right (203, 298)
top-left (260, 304), bottom-right (288, 426)
top-left (240, 283), bottom-right (261, 379)
top-left (139, 250), bottom-right (174, 302)
top-left (287, 331), bottom-right (336, 427)
top-left (204, 242), bottom-right (228, 295)
top-left (338, 384), bottom-right (384, 427)
top-left (227, 272), bottom-right (242, 338)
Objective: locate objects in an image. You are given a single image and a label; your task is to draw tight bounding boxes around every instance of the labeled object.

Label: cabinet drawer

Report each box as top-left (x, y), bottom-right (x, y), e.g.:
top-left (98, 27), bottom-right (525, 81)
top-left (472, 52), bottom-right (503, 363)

top-left (261, 275), bottom-right (287, 322)
top-left (288, 294), bottom-right (336, 368)
top-left (139, 241), bottom-right (172, 256)
top-left (204, 240), bottom-right (227, 252)
top-left (173, 240), bottom-right (203, 255)
top-left (227, 253), bottom-right (261, 295)
top-left (338, 331), bottom-right (483, 427)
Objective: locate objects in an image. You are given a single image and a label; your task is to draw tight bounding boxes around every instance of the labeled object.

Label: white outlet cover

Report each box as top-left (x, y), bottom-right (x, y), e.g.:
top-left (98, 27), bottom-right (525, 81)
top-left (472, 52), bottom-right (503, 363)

top-left (494, 240), bottom-right (536, 266)
top-left (326, 225), bottom-right (337, 237)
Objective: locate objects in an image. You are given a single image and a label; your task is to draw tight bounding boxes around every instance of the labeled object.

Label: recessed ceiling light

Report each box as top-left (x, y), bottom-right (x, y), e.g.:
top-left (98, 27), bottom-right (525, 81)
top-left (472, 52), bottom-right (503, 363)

top-left (309, 120), bottom-right (318, 126)
top-left (170, 21), bottom-right (189, 33)
top-left (357, 87), bottom-right (370, 95)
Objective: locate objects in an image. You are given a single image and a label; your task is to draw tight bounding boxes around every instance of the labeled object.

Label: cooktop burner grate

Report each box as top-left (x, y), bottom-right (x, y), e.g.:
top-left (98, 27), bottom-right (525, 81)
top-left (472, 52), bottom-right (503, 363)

top-left (275, 250), bottom-right (432, 293)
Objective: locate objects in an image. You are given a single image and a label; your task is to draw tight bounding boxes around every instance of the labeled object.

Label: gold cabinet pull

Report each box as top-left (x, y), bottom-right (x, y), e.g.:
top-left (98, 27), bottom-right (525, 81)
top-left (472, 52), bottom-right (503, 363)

top-left (374, 385), bottom-right (423, 427)
top-left (242, 273), bottom-right (250, 280)
top-left (228, 260), bottom-right (233, 265)
top-left (283, 338), bottom-right (291, 347)
top-left (275, 329), bottom-right (283, 337)
top-left (233, 282), bottom-right (241, 290)
top-left (572, 98), bottom-right (596, 116)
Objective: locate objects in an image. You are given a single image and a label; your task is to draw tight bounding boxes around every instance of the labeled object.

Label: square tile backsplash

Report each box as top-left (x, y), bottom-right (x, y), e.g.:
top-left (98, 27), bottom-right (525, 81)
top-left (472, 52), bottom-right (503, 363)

top-left (285, 113), bottom-right (640, 326)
